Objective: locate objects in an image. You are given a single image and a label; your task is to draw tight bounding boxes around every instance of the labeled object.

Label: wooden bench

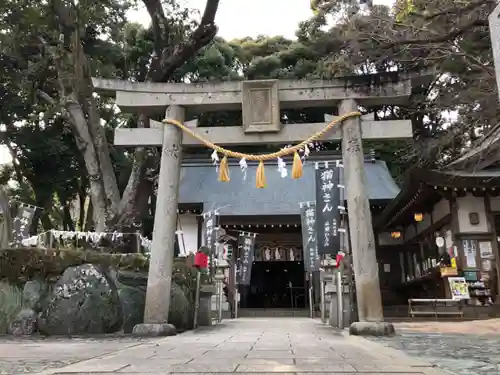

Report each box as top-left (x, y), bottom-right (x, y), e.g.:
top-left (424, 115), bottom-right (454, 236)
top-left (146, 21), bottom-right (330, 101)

top-left (408, 298), bottom-right (464, 319)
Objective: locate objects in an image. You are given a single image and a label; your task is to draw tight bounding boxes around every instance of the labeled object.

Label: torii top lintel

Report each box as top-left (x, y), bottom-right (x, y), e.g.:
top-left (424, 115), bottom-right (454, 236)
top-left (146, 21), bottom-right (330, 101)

top-left (92, 72), bottom-right (433, 115)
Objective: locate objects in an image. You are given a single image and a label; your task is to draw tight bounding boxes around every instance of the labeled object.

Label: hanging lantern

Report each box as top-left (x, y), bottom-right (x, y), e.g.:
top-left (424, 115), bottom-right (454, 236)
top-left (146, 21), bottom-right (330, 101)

top-left (335, 251), bottom-right (346, 268)
top-left (414, 213), bottom-right (424, 222)
top-left (194, 248), bottom-right (209, 269)
top-left (391, 231), bottom-right (401, 239)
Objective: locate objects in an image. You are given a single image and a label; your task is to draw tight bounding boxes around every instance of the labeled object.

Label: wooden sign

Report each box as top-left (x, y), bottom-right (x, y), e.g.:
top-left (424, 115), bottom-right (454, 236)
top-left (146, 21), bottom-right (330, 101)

top-left (440, 267), bottom-right (458, 277)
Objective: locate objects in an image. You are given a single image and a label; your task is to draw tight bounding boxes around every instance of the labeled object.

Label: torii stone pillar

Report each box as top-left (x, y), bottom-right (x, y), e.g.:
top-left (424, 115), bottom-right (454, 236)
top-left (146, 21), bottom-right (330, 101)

top-left (490, 2), bottom-right (500, 103)
top-left (133, 105), bottom-right (184, 336)
top-left (340, 99), bottom-right (394, 336)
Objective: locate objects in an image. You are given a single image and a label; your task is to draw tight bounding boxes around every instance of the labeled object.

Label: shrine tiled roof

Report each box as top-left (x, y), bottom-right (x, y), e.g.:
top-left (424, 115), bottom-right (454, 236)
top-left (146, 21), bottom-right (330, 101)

top-left (373, 168), bottom-right (500, 230)
top-left (178, 157), bottom-right (399, 216)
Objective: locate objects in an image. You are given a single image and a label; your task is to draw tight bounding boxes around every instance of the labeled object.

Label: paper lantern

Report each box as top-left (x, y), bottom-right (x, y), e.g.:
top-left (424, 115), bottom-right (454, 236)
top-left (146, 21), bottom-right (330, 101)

top-left (336, 251), bottom-right (345, 268)
top-left (414, 213), bottom-right (423, 222)
top-left (391, 231), bottom-right (401, 239)
top-left (194, 251), bottom-right (209, 269)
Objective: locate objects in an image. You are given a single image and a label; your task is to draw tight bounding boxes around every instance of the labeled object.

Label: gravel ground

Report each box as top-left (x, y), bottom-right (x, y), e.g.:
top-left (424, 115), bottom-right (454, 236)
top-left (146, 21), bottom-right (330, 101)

top-left (368, 321), bottom-right (500, 375)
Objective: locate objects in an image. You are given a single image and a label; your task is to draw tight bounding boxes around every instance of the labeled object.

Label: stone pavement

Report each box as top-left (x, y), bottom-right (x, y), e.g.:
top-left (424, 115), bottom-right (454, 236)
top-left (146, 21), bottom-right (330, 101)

top-left (369, 320), bottom-right (500, 375)
top-left (1, 318), bottom-right (451, 375)
top-left (0, 335), bottom-right (153, 375)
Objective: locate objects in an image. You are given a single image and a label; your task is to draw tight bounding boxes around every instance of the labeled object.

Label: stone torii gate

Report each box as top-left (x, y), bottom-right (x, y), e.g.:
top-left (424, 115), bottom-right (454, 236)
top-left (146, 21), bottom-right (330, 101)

top-left (490, 2), bottom-right (500, 103)
top-left (93, 74), bottom-right (426, 335)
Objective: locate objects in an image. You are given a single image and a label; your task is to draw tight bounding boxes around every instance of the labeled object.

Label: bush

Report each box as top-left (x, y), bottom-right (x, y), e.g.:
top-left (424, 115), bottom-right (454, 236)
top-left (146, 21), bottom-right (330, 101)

top-left (0, 281), bottom-right (23, 334)
top-left (0, 248), bottom-right (149, 282)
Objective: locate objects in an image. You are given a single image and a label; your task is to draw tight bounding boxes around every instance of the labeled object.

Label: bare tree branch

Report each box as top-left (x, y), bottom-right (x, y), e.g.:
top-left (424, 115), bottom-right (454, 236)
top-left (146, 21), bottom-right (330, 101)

top-left (142, 0), bottom-right (220, 82)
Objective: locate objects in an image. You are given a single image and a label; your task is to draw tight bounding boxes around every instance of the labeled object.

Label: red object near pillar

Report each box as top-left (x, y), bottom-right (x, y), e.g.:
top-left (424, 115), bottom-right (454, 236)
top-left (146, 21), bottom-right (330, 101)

top-left (336, 251), bottom-right (345, 268)
top-left (194, 251), bottom-right (209, 269)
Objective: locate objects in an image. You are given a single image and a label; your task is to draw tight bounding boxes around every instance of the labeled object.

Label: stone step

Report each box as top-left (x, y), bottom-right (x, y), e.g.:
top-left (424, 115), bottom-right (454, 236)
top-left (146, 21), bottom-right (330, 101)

top-left (237, 308), bottom-right (310, 318)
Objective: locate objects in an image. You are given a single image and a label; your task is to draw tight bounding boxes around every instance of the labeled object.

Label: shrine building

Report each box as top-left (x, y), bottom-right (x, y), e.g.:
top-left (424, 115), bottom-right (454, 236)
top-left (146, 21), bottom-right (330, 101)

top-left (175, 151), bottom-right (399, 311)
top-left (375, 162), bottom-right (500, 319)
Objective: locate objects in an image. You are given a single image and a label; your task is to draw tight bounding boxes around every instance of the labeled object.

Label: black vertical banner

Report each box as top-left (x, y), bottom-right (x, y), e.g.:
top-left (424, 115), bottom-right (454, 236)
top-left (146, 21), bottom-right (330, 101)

top-left (237, 233), bottom-right (255, 285)
top-left (300, 202), bottom-right (320, 272)
top-left (203, 211), bottom-right (217, 253)
top-left (11, 204), bottom-right (36, 247)
top-left (315, 164), bottom-right (341, 255)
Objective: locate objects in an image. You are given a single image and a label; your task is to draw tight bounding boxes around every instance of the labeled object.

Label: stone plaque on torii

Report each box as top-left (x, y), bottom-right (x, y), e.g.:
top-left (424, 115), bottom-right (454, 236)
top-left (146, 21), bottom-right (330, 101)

top-left (93, 73), bottom-right (430, 335)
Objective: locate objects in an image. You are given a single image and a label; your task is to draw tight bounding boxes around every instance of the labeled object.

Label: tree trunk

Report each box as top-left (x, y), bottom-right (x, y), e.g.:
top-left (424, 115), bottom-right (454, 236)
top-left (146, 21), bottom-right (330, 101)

top-left (62, 202), bottom-right (75, 231)
top-left (77, 190), bottom-right (86, 231)
top-left (84, 200), bottom-right (94, 231)
top-left (0, 187), bottom-right (13, 247)
top-left (65, 100), bottom-right (109, 232)
top-left (43, 0), bottom-right (220, 234)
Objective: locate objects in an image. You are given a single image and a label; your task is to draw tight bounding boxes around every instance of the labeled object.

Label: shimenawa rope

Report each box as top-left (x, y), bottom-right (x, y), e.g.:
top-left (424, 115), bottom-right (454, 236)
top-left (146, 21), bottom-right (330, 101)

top-left (162, 111), bottom-right (361, 188)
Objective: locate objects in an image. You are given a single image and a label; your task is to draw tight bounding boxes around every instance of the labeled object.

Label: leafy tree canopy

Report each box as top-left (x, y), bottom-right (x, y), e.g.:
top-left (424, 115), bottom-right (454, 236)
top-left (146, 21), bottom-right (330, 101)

top-left (0, 0), bottom-right (498, 235)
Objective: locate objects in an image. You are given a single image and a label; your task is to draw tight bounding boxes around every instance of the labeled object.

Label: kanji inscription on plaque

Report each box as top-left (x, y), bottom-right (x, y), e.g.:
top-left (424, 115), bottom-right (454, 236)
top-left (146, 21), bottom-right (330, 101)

top-left (250, 89), bottom-right (271, 124)
top-left (242, 80), bottom-right (281, 133)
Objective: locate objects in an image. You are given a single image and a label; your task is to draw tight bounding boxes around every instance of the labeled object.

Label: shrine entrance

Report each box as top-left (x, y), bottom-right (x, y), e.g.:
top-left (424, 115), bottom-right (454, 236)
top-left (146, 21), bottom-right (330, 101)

top-left (246, 261), bottom-right (306, 309)
top-left (227, 218), bottom-right (308, 312)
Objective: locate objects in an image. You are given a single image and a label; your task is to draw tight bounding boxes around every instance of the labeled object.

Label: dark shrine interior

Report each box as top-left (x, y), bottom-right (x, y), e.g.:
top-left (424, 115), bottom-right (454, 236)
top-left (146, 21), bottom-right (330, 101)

top-left (241, 261), bottom-right (307, 309)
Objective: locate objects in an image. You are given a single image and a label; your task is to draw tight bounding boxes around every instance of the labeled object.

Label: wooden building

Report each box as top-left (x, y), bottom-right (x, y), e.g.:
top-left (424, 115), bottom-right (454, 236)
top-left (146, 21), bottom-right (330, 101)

top-left (375, 168), bottom-right (500, 318)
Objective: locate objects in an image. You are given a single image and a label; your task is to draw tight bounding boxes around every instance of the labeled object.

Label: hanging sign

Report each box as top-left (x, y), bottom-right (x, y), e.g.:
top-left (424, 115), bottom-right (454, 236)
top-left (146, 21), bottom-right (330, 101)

top-left (11, 204), bottom-right (36, 247)
top-left (202, 211), bottom-right (217, 253)
top-left (237, 233), bottom-right (255, 285)
top-left (300, 202), bottom-right (320, 272)
top-left (315, 164), bottom-right (341, 255)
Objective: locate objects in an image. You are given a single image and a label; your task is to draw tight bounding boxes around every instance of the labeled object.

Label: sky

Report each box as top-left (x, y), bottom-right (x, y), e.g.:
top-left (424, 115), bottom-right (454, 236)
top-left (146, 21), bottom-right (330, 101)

top-left (0, 0), bottom-right (395, 166)
top-left (129, 0), bottom-right (395, 40)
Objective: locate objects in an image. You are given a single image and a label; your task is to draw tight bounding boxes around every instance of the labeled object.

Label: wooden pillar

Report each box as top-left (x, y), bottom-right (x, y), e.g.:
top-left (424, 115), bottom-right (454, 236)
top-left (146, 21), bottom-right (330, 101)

top-left (484, 195), bottom-right (500, 301)
top-left (340, 99), bottom-right (384, 322)
top-left (143, 105), bottom-right (185, 324)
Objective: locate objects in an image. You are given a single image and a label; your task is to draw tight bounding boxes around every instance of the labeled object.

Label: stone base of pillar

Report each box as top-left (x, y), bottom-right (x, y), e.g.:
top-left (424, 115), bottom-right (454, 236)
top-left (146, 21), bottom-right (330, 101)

top-left (132, 323), bottom-right (177, 337)
top-left (349, 321), bottom-right (396, 337)
top-left (198, 292), bottom-right (214, 326)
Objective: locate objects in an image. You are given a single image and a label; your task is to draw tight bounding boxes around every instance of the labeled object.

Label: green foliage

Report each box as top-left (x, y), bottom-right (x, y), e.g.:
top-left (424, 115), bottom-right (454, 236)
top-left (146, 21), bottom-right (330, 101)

top-left (0, 281), bottom-right (23, 334)
top-left (1, 0), bottom-right (497, 233)
top-left (0, 247), bottom-right (200, 296)
top-left (0, 248), bottom-right (150, 281)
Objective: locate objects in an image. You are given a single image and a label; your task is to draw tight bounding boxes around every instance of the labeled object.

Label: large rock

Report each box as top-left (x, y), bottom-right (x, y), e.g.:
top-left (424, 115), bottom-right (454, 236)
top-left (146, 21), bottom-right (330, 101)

top-left (38, 264), bottom-right (122, 335)
top-left (111, 270), bottom-right (194, 332)
top-left (8, 309), bottom-right (37, 336)
top-left (118, 286), bottom-right (146, 334)
top-left (22, 280), bottom-right (48, 311)
top-left (168, 283), bottom-right (193, 331)
top-left (115, 270), bottom-right (148, 288)
top-left (118, 282), bottom-right (193, 332)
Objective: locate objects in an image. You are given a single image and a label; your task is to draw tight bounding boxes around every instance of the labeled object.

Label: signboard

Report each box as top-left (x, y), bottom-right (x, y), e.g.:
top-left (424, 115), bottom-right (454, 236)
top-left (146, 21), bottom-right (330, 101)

top-left (300, 202), bottom-right (320, 272)
top-left (315, 165), bottom-right (340, 255)
top-left (447, 277), bottom-right (470, 300)
top-left (237, 233), bottom-right (255, 285)
top-left (11, 204), bottom-right (36, 247)
top-left (440, 267), bottom-right (458, 277)
top-left (202, 211), bottom-right (217, 253)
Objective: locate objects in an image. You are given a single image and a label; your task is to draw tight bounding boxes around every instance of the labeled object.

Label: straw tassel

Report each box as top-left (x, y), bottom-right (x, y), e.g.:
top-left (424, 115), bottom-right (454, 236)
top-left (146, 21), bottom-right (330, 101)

top-left (256, 160), bottom-right (266, 188)
top-left (218, 155), bottom-right (230, 182)
top-left (292, 151), bottom-right (303, 179)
